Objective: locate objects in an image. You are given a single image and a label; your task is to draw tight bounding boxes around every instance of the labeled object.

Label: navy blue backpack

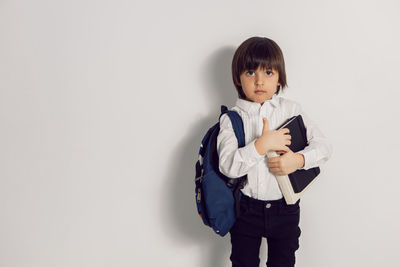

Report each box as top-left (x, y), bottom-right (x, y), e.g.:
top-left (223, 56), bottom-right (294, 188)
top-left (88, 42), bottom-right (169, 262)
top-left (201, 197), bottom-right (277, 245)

top-left (194, 105), bottom-right (248, 236)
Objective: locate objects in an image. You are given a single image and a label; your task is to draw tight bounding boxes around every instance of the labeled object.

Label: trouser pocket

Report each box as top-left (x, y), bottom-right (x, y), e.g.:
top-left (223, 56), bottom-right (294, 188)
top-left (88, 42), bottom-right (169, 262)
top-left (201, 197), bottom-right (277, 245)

top-left (279, 201), bottom-right (300, 215)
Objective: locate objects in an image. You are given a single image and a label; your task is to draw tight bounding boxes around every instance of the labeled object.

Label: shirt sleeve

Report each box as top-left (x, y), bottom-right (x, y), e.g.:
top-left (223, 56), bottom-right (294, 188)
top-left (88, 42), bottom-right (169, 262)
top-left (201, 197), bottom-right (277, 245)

top-left (216, 113), bottom-right (265, 178)
top-left (294, 102), bottom-right (333, 170)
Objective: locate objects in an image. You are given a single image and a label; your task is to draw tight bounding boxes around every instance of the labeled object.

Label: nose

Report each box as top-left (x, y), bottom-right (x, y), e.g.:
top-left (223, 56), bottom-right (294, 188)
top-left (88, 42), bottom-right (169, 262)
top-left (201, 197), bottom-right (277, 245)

top-left (255, 73), bottom-right (264, 86)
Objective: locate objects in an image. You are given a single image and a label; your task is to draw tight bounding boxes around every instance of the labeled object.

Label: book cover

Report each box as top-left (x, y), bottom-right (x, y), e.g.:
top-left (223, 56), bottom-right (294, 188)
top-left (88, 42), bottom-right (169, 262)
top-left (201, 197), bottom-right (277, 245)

top-left (266, 115), bottom-right (321, 204)
top-left (277, 115), bottom-right (321, 193)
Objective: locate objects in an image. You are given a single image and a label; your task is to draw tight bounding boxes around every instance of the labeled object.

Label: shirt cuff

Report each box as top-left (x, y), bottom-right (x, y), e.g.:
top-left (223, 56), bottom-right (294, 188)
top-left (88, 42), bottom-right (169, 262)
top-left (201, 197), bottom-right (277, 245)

top-left (238, 139), bottom-right (265, 165)
top-left (297, 148), bottom-right (317, 170)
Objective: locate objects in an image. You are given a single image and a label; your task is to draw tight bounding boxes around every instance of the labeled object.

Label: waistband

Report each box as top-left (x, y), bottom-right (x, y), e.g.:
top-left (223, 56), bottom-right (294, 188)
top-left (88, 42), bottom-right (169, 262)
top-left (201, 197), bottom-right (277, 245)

top-left (241, 193), bottom-right (296, 208)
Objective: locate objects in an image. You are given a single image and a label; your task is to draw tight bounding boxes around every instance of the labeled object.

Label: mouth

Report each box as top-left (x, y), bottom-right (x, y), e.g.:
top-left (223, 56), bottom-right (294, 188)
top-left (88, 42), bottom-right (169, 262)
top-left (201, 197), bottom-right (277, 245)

top-left (255, 90), bottom-right (266, 94)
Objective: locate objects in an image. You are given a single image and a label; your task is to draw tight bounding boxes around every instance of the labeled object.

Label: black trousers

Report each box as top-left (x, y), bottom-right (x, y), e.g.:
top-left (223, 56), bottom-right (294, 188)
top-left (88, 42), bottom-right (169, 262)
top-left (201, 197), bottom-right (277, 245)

top-left (229, 194), bottom-right (301, 267)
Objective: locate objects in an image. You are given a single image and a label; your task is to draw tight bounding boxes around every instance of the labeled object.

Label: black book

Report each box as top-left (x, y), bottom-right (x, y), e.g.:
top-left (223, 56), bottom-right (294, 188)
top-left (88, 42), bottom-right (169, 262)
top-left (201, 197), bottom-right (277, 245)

top-left (277, 115), bottom-right (320, 193)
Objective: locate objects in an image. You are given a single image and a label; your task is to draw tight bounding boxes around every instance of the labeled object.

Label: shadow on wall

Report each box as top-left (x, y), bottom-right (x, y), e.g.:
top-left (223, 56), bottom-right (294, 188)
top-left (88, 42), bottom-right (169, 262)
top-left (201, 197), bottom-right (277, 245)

top-left (159, 46), bottom-right (240, 267)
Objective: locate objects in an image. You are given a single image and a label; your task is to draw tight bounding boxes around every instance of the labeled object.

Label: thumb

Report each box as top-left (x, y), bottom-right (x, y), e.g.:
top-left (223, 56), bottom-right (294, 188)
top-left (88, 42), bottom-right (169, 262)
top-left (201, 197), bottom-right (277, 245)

top-left (262, 117), bottom-right (269, 133)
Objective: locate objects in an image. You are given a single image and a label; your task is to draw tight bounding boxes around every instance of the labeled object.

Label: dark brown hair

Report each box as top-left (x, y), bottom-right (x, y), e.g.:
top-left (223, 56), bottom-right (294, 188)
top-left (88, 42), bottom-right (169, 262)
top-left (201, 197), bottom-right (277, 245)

top-left (231, 36), bottom-right (288, 99)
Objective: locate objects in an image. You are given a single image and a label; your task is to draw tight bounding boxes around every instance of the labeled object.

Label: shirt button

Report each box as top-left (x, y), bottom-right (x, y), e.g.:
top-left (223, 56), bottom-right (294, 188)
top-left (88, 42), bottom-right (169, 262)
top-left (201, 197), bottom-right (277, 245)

top-left (265, 203), bottom-right (271, 208)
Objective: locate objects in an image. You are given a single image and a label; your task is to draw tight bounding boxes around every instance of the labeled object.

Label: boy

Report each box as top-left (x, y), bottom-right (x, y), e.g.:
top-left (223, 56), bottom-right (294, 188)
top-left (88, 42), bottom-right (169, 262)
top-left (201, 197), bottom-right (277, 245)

top-left (217, 36), bottom-right (333, 267)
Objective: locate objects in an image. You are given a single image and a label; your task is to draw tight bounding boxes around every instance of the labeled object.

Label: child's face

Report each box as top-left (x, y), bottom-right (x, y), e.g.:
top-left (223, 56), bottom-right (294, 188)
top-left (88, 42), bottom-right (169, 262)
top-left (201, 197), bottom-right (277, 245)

top-left (239, 65), bottom-right (280, 105)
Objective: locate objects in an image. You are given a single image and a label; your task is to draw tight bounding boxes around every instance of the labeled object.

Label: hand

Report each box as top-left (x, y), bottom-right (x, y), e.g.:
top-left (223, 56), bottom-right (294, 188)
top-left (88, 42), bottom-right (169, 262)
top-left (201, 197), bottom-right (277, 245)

top-left (254, 117), bottom-right (292, 155)
top-left (267, 149), bottom-right (305, 175)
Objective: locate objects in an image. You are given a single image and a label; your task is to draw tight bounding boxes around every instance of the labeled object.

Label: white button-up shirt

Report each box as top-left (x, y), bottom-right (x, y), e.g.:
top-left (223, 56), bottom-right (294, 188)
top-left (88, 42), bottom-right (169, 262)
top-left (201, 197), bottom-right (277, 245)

top-left (216, 93), bottom-right (333, 200)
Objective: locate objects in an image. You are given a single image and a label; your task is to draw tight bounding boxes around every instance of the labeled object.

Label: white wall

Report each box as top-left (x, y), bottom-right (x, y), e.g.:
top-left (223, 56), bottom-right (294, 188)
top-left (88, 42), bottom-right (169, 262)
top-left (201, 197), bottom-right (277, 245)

top-left (1, 0), bottom-right (399, 266)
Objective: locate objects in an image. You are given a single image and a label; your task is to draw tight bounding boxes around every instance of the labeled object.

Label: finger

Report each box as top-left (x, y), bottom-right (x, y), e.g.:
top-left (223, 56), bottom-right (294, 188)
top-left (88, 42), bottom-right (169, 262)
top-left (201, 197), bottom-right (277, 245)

top-left (269, 167), bottom-right (279, 172)
top-left (280, 128), bottom-right (290, 134)
top-left (267, 161), bottom-right (279, 168)
top-left (266, 160), bottom-right (275, 167)
top-left (267, 157), bottom-right (280, 163)
top-left (270, 168), bottom-right (284, 175)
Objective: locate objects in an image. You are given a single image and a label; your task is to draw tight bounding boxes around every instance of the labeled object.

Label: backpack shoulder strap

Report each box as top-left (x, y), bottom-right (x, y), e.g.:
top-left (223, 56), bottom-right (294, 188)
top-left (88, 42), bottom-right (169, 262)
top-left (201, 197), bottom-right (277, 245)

top-left (219, 105), bottom-right (247, 218)
top-left (219, 105), bottom-right (245, 148)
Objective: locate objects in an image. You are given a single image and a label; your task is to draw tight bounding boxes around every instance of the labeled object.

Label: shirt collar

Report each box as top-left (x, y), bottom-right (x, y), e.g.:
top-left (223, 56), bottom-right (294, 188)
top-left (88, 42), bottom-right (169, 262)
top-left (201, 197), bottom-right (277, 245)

top-left (235, 93), bottom-right (280, 114)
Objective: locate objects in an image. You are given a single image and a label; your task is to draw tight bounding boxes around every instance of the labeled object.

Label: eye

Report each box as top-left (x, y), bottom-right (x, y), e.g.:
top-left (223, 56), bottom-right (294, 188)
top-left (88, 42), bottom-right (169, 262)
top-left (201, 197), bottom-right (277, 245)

top-left (266, 70), bottom-right (273, 76)
top-left (245, 70), bottom-right (255, 76)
